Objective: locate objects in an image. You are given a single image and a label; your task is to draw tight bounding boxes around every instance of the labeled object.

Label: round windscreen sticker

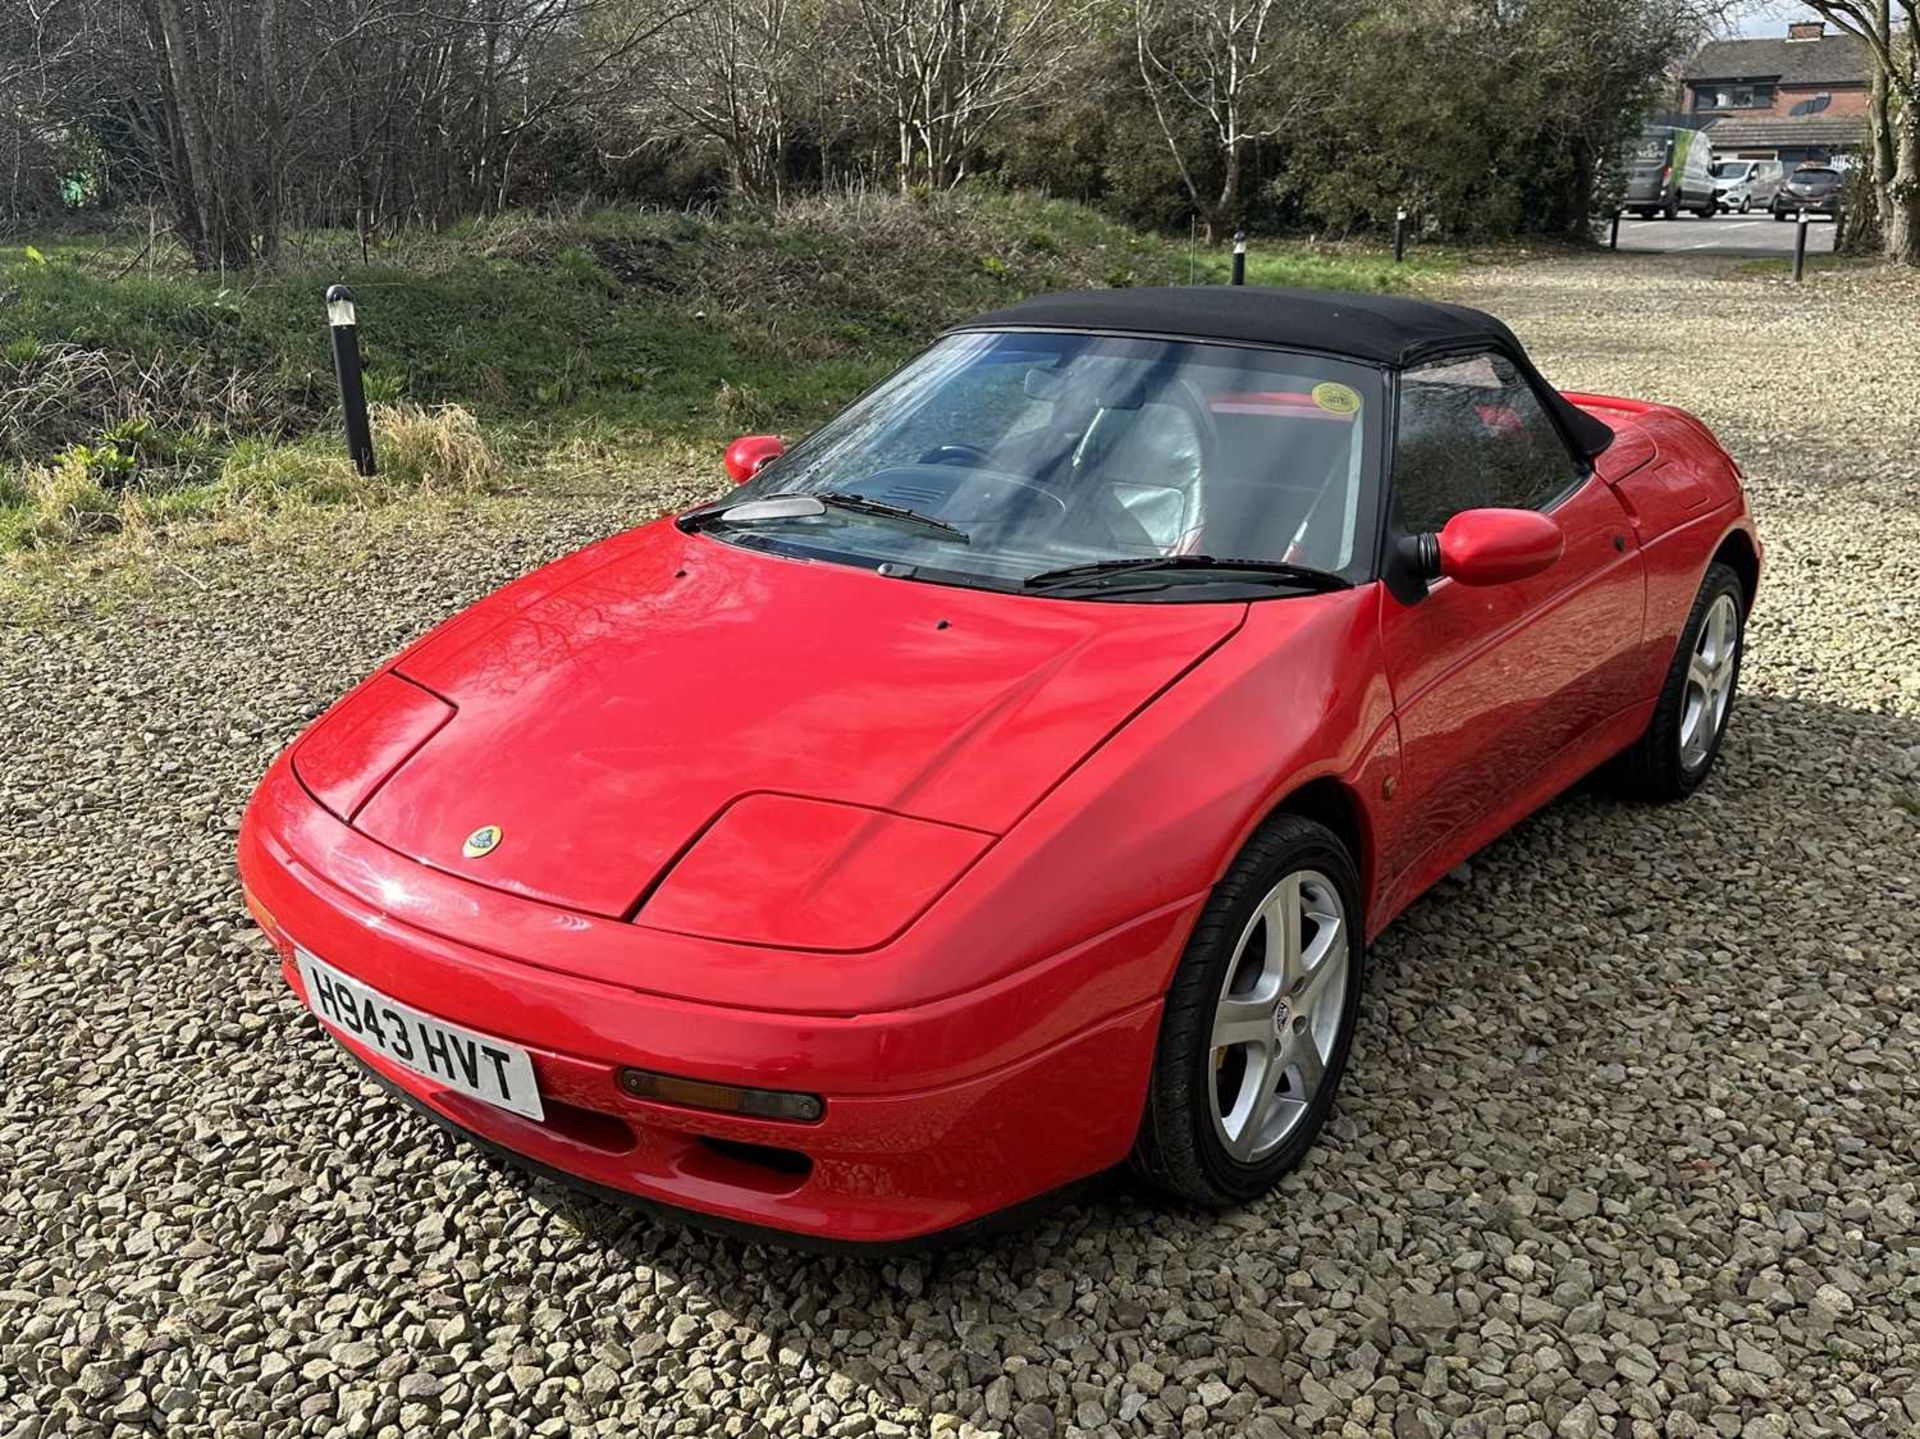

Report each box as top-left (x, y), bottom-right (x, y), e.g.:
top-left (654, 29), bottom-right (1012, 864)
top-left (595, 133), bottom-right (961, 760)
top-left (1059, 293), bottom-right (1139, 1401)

top-left (1312, 382), bottom-right (1361, 415)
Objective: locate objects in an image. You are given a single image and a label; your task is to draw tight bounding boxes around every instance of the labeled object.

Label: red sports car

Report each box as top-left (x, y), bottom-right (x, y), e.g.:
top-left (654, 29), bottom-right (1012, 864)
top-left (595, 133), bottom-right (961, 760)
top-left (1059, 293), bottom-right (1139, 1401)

top-left (240, 287), bottom-right (1760, 1246)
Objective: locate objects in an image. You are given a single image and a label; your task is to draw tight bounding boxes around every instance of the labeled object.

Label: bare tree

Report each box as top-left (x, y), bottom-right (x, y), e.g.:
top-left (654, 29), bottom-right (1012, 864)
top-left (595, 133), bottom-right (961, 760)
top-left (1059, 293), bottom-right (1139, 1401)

top-left (22, 0), bottom-right (692, 268)
top-left (1133, 0), bottom-right (1327, 242)
top-left (308, 0), bottom-right (694, 231)
top-left (1, 1), bottom-right (89, 228)
top-left (838, 0), bottom-right (1083, 191)
top-left (1800, 0), bottom-right (1917, 263)
top-left (612, 0), bottom-right (817, 201)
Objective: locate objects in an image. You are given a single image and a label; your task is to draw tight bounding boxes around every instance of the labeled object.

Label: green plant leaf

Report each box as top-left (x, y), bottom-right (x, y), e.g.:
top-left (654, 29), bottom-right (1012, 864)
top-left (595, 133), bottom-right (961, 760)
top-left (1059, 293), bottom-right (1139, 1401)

top-left (23, 245), bottom-right (47, 265)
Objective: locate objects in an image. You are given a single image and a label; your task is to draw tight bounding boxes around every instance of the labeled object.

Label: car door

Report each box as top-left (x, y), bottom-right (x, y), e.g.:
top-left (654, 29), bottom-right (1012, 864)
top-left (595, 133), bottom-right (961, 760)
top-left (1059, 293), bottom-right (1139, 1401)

top-left (1375, 350), bottom-right (1646, 907)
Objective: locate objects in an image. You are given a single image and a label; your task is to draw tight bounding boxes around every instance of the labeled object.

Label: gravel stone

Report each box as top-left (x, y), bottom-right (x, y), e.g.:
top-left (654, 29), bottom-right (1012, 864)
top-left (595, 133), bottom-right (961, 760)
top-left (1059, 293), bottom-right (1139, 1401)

top-left (1, 254), bottom-right (1916, 1439)
top-left (1393, 1292), bottom-right (1459, 1336)
top-left (330, 1340), bottom-right (380, 1373)
top-left (1557, 1189), bottom-right (1599, 1220)
top-left (1012, 1400), bottom-right (1055, 1438)
top-left (1734, 1341), bottom-right (1784, 1381)
top-left (1242, 1355), bottom-right (1290, 1400)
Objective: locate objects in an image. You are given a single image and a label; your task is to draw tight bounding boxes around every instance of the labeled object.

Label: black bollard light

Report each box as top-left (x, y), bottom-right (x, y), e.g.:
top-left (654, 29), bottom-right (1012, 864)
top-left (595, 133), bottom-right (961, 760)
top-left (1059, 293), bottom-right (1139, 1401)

top-left (327, 284), bottom-right (377, 477)
top-left (1393, 207), bottom-right (1407, 264)
top-left (1230, 230), bottom-right (1247, 286)
top-left (1791, 213), bottom-right (1809, 282)
top-left (1609, 211), bottom-right (1622, 250)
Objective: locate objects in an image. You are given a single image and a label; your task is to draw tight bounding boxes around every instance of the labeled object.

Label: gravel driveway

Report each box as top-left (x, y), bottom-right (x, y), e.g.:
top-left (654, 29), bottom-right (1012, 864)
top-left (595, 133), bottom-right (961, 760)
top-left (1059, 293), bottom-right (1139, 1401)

top-left (3, 255), bottom-right (1916, 1439)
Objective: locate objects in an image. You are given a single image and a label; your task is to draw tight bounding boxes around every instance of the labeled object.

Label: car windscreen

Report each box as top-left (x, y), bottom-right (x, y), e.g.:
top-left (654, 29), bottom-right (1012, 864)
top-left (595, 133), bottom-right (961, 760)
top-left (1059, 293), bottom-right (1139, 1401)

top-left (1791, 169), bottom-right (1840, 188)
top-left (1711, 163), bottom-right (1750, 180)
top-left (699, 330), bottom-right (1384, 599)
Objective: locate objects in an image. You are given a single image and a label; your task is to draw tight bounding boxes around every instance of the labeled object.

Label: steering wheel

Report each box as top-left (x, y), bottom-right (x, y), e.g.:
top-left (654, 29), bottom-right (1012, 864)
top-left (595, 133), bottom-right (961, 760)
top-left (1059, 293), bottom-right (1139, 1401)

top-left (918, 444), bottom-right (989, 467)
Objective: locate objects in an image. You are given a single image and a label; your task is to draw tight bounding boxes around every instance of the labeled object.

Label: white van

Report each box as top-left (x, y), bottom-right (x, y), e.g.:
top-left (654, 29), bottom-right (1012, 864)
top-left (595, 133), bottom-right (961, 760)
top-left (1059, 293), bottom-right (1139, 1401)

top-left (1710, 159), bottom-right (1785, 213)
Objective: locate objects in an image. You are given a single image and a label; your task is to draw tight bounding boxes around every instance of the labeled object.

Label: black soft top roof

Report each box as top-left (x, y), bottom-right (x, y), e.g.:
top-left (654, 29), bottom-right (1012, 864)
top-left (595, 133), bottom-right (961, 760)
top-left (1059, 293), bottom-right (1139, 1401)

top-left (956, 286), bottom-right (1613, 458)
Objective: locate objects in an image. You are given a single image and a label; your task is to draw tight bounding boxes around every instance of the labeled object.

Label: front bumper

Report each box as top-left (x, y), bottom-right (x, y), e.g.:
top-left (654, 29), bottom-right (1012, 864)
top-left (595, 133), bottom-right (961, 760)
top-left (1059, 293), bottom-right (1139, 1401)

top-left (239, 762), bottom-right (1186, 1245)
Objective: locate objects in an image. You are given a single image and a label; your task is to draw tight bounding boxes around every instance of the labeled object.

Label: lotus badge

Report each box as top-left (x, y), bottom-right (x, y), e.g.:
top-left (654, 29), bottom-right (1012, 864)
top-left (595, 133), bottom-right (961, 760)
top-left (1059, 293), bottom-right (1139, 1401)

top-left (462, 824), bottom-right (503, 859)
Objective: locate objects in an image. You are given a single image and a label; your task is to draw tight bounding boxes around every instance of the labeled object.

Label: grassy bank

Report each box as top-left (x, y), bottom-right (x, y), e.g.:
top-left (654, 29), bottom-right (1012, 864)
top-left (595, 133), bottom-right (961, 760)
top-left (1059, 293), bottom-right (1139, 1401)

top-left (1, 192), bottom-right (1456, 553)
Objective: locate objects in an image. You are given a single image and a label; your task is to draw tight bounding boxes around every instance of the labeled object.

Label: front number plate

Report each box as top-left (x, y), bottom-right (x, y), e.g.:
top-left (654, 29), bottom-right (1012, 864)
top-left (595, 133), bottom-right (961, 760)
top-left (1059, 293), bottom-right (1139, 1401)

top-left (296, 950), bottom-right (544, 1120)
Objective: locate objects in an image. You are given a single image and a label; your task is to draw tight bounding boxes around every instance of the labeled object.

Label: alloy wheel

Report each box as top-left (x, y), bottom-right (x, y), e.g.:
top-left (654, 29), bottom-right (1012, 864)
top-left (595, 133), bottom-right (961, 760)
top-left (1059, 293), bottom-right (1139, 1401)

top-left (1680, 592), bottom-right (1739, 769)
top-left (1207, 869), bottom-right (1350, 1163)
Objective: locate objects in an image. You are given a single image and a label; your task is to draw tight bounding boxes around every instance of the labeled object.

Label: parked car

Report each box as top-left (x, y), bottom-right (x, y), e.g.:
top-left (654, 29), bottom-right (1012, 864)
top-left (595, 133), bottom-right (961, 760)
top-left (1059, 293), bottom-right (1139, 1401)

top-left (1624, 125), bottom-right (1717, 218)
top-left (1711, 158), bottom-right (1784, 213)
top-left (240, 286), bottom-right (1761, 1247)
top-left (1772, 165), bottom-right (1843, 219)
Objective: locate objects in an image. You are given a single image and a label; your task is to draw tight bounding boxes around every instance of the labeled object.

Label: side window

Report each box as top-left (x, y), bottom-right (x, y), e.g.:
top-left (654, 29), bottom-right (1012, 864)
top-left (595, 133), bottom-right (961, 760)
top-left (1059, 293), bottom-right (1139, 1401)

top-left (1392, 352), bottom-right (1579, 534)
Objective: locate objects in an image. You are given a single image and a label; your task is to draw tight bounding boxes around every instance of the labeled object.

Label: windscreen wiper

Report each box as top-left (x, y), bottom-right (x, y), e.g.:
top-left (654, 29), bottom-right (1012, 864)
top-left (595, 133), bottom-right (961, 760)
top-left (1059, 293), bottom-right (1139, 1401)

top-left (680, 491), bottom-right (969, 544)
top-left (1023, 554), bottom-right (1350, 592)
top-left (815, 491), bottom-right (970, 543)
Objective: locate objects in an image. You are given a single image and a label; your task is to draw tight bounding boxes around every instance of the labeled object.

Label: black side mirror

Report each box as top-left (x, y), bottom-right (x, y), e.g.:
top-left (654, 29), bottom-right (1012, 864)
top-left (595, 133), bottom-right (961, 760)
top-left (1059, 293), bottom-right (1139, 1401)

top-left (1384, 530), bottom-right (1441, 605)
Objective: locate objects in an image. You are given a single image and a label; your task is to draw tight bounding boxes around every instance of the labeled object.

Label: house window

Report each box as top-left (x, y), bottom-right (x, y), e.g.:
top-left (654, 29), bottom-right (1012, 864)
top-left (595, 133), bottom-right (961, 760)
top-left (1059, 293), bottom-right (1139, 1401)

top-left (1695, 83), bottom-right (1775, 110)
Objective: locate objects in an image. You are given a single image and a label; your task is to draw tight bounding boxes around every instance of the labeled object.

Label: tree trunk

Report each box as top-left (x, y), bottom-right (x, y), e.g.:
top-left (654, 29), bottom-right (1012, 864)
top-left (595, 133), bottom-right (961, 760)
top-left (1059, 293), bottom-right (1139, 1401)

top-left (257, 0), bottom-right (287, 266)
top-left (1864, 58), bottom-right (1900, 255)
top-left (149, 0), bottom-right (219, 269)
top-left (1207, 137), bottom-right (1245, 244)
top-left (1889, 104), bottom-right (1918, 265)
top-left (1568, 133), bottom-right (1593, 237)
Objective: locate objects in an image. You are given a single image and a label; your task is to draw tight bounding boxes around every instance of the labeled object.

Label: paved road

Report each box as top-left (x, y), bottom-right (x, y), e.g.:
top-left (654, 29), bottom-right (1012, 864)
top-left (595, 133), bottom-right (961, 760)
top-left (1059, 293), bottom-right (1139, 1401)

top-left (1613, 211), bottom-right (1837, 256)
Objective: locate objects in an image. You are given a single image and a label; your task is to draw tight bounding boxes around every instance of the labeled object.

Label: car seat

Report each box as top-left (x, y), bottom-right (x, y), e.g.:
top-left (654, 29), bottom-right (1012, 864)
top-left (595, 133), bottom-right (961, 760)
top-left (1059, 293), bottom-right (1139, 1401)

top-left (1055, 387), bottom-right (1212, 553)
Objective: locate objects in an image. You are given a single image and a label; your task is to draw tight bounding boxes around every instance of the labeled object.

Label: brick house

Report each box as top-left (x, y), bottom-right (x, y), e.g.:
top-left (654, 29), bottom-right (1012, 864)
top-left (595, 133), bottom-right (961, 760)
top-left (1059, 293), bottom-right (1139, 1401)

top-left (1680, 20), bottom-right (1869, 166)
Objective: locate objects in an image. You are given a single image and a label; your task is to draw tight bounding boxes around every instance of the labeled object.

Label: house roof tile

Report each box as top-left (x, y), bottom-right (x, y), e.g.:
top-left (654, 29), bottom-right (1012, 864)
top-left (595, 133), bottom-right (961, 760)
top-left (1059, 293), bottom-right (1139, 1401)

top-left (1702, 114), bottom-right (1869, 147)
top-left (1683, 33), bottom-right (1869, 85)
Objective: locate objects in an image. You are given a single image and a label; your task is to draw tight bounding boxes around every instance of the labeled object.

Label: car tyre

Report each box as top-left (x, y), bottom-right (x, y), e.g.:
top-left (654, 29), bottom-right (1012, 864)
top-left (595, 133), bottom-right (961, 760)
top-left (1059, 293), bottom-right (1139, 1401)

top-left (1739, 196), bottom-right (1752, 214)
top-left (1663, 195), bottom-right (1679, 220)
top-left (1130, 814), bottom-right (1365, 1206)
top-left (1612, 562), bottom-right (1746, 802)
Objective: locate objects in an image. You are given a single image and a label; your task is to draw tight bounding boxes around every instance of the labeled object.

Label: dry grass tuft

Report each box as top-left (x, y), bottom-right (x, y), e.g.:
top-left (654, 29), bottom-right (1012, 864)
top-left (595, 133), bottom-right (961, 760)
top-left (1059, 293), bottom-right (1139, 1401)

top-left (0, 343), bottom-right (294, 460)
top-left (373, 403), bottom-right (500, 492)
top-left (8, 453), bottom-right (126, 548)
top-left (712, 381), bottom-right (773, 431)
top-left (471, 206), bottom-right (598, 263)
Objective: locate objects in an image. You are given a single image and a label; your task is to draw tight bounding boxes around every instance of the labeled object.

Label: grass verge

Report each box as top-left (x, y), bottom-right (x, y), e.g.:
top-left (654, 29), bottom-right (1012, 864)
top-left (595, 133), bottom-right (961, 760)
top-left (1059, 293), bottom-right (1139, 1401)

top-left (1730, 253), bottom-right (1872, 278)
top-left (0, 404), bottom-right (498, 551)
